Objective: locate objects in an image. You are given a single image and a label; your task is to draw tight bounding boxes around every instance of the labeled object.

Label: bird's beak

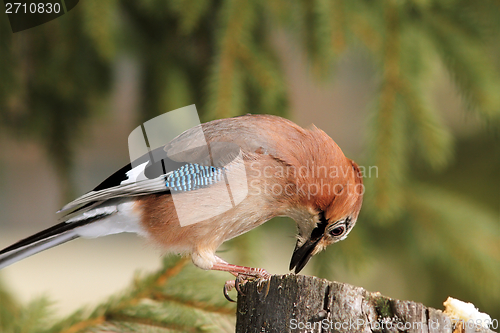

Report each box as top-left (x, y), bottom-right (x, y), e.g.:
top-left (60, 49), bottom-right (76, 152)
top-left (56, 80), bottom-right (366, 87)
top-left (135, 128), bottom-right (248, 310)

top-left (289, 238), bottom-right (321, 274)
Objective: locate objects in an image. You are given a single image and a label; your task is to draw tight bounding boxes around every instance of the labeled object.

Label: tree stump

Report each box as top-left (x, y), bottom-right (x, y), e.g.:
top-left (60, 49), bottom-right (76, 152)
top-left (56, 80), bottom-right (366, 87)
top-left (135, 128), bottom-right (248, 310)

top-left (236, 274), bottom-right (495, 333)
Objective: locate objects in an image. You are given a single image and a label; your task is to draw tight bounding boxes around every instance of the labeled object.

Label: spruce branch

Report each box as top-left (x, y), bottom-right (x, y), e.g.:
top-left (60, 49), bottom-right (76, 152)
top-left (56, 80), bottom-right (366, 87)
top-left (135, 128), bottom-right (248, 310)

top-left (370, 0), bottom-right (407, 222)
top-left (39, 257), bottom-right (235, 333)
top-left (206, 0), bottom-right (254, 119)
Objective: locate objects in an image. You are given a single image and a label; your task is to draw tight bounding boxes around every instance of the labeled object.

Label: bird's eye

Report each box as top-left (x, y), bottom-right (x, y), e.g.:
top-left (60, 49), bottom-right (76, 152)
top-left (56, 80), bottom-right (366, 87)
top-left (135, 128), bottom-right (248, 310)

top-left (330, 226), bottom-right (345, 237)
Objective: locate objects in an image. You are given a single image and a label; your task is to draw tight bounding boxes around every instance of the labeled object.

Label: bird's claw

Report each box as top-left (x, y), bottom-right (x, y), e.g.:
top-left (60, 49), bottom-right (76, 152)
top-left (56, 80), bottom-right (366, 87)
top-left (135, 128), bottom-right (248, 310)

top-left (223, 280), bottom-right (237, 302)
top-left (223, 269), bottom-right (271, 302)
top-left (223, 275), bottom-right (249, 302)
top-left (256, 277), bottom-right (271, 296)
top-left (235, 274), bottom-right (246, 295)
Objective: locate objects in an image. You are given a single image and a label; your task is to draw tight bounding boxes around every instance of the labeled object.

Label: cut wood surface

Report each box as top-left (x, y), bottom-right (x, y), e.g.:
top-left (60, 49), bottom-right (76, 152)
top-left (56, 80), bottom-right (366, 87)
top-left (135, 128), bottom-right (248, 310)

top-left (236, 275), bottom-right (495, 333)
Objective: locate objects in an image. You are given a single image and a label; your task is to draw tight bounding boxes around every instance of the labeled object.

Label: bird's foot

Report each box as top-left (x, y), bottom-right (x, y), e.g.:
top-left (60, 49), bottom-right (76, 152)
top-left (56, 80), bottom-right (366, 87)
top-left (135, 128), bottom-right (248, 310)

top-left (223, 269), bottom-right (271, 302)
top-left (223, 275), bottom-right (245, 302)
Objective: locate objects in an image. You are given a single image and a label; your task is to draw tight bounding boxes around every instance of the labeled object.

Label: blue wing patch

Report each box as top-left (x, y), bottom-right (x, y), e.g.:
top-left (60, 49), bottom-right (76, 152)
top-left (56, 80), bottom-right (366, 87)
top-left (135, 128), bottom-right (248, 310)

top-left (164, 163), bottom-right (224, 192)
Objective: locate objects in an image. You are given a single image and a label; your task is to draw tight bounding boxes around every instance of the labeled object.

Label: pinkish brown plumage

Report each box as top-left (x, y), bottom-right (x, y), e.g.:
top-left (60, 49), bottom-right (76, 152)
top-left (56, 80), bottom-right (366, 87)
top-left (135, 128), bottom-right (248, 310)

top-left (0, 114), bottom-right (363, 300)
top-left (136, 115), bottom-right (363, 275)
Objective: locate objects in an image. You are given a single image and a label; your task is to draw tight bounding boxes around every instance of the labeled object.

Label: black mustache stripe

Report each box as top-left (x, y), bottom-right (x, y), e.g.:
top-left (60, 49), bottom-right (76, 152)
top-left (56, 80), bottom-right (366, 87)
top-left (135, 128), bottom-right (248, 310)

top-left (310, 212), bottom-right (328, 241)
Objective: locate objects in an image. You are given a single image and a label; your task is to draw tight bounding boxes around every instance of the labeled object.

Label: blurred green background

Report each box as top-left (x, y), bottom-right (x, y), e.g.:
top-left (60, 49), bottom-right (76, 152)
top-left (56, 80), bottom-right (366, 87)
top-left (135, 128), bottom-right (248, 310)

top-left (0, 0), bottom-right (499, 331)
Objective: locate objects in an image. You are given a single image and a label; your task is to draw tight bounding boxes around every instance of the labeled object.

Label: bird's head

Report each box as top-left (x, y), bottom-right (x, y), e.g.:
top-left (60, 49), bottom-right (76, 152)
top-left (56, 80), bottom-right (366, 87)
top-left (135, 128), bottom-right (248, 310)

top-left (288, 159), bottom-right (364, 274)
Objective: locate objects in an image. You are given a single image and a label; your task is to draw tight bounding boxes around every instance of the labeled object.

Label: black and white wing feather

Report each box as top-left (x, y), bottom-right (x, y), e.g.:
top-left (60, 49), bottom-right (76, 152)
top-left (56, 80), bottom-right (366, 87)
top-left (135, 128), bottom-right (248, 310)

top-left (0, 125), bottom-right (239, 270)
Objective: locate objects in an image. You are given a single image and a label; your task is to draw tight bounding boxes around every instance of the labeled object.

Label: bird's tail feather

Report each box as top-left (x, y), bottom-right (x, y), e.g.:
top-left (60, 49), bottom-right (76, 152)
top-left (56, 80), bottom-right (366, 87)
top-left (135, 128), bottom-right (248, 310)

top-left (0, 213), bottom-right (111, 270)
top-left (0, 230), bottom-right (79, 269)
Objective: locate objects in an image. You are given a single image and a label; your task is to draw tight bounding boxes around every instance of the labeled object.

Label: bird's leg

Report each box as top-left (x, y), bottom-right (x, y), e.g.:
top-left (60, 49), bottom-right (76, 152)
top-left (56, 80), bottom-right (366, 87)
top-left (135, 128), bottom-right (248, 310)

top-left (212, 257), bottom-right (271, 302)
top-left (212, 261), bottom-right (271, 279)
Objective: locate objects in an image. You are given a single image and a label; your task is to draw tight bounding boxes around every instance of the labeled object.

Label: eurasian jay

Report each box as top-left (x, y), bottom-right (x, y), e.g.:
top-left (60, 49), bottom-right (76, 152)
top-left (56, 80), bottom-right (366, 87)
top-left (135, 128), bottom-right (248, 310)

top-left (0, 114), bottom-right (363, 299)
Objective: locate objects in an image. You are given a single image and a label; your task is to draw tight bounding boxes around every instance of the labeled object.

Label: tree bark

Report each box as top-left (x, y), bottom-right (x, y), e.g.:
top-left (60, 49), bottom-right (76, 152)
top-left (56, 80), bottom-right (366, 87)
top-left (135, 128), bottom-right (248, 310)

top-left (235, 274), bottom-right (495, 333)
